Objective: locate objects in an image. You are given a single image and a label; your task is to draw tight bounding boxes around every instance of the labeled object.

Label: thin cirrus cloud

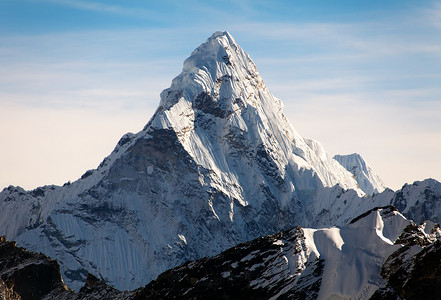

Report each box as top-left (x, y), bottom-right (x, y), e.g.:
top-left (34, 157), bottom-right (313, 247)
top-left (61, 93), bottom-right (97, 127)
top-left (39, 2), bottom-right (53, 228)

top-left (42, 0), bottom-right (158, 19)
top-left (0, 28), bottom-right (196, 110)
top-left (421, 1), bottom-right (441, 28)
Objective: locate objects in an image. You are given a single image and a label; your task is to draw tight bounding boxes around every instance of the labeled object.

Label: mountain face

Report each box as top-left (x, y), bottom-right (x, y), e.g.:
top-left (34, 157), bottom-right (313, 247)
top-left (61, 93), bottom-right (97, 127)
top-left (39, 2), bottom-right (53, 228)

top-left (371, 220), bottom-right (441, 299)
top-left (135, 207), bottom-right (441, 299)
top-left (0, 31), bottom-right (439, 292)
top-left (3, 207), bottom-right (441, 300)
top-left (307, 178), bottom-right (441, 230)
top-left (334, 153), bottom-right (386, 196)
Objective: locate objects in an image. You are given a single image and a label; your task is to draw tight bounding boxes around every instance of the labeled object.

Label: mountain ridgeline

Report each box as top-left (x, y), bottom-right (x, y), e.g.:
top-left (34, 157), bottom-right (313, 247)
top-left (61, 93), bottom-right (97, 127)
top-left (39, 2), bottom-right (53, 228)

top-left (1, 31), bottom-right (440, 297)
top-left (2, 207), bottom-right (441, 299)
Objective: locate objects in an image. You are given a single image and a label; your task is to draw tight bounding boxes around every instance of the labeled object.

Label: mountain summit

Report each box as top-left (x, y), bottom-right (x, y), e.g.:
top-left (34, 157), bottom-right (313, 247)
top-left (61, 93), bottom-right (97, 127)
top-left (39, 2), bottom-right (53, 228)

top-left (149, 31), bottom-right (362, 195)
top-left (334, 153), bottom-right (386, 196)
top-left (0, 31), bottom-right (397, 290)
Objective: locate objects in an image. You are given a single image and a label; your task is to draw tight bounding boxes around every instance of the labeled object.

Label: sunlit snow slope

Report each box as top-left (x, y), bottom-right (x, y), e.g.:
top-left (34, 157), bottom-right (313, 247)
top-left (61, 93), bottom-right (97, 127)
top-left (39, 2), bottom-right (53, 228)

top-left (334, 153), bottom-right (386, 196)
top-left (139, 206), bottom-right (441, 299)
top-left (0, 31), bottom-right (438, 291)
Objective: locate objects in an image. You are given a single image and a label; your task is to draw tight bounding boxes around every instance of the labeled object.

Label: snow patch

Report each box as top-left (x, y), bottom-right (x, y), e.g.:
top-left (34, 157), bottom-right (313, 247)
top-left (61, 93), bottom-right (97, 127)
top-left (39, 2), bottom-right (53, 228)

top-left (240, 254), bottom-right (255, 262)
top-left (147, 166), bottom-right (153, 175)
top-left (273, 240), bottom-right (284, 246)
top-left (221, 271), bottom-right (231, 278)
top-left (178, 234), bottom-right (187, 245)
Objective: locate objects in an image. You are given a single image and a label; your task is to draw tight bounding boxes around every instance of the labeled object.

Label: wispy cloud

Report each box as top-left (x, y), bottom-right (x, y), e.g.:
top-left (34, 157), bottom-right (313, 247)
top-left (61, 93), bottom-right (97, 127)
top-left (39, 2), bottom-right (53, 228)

top-left (231, 19), bottom-right (441, 57)
top-left (422, 1), bottom-right (441, 28)
top-left (0, 28), bottom-right (200, 111)
top-left (1, 1), bottom-right (440, 190)
top-left (42, 0), bottom-right (156, 19)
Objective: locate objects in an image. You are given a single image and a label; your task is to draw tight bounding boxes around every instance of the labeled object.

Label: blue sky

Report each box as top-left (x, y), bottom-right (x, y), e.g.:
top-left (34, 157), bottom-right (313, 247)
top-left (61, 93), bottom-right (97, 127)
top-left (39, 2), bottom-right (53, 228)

top-left (1, 0), bottom-right (440, 190)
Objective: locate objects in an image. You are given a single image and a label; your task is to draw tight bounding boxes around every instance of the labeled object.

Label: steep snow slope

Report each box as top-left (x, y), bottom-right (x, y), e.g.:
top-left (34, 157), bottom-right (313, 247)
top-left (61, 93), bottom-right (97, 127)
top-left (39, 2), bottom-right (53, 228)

top-left (137, 226), bottom-right (324, 299)
top-left (139, 206), bottom-right (441, 299)
top-left (305, 207), bottom-right (409, 299)
top-left (307, 178), bottom-right (441, 228)
top-left (3, 206), bottom-right (440, 299)
top-left (0, 31), bottom-right (437, 291)
top-left (149, 31), bottom-right (362, 196)
top-left (334, 153), bottom-right (386, 196)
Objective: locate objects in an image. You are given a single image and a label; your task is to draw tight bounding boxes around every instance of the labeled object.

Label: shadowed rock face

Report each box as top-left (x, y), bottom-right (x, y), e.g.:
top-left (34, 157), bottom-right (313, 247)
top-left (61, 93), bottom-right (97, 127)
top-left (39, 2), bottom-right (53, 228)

top-left (0, 236), bottom-right (68, 299)
top-left (133, 207), bottom-right (441, 300)
top-left (134, 227), bottom-right (323, 300)
top-left (0, 236), bottom-right (132, 300)
top-left (70, 274), bottom-right (132, 300)
top-left (371, 233), bottom-right (441, 299)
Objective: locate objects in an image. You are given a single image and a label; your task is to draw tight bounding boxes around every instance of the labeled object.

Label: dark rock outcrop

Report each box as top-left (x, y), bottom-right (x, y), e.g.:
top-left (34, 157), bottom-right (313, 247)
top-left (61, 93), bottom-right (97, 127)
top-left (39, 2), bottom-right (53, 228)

top-left (0, 236), bottom-right (131, 300)
top-left (0, 235), bottom-right (71, 299)
top-left (134, 227), bottom-right (322, 300)
top-left (371, 223), bottom-right (441, 300)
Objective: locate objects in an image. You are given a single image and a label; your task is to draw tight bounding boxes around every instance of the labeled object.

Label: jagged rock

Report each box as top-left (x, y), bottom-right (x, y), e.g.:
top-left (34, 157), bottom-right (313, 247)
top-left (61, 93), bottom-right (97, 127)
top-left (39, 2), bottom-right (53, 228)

top-left (135, 227), bottom-right (322, 299)
top-left (0, 236), bottom-right (71, 299)
top-left (2, 205), bottom-right (441, 299)
top-left (0, 236), bottom-right (132, 300)
top-left (134, 207), bottom-right (434, 299)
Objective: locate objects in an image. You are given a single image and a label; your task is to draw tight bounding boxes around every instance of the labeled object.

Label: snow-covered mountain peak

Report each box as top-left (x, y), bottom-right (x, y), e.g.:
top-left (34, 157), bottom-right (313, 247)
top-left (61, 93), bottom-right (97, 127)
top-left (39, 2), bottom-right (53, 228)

top-left (158, 30), bottom-right (267, 113)
top-left (0, 31), bottom-right (401, 291)
top-left (188, 31), bottom-right (240, 64)
top-left (334, 153), bottom-right (386, 196)
top-left (151, 31), bottom-right (362, 196)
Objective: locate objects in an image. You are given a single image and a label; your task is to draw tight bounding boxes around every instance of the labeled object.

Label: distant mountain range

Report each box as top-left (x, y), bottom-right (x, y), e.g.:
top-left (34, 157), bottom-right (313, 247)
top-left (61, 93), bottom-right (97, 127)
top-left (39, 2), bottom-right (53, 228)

top-left (1, 31), bottom-right (440, 299)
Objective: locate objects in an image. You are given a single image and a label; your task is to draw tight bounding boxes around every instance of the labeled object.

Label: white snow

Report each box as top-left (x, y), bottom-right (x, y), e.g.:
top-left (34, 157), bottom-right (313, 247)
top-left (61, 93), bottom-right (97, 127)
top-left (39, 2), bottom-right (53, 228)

top-left (272, 240), bottom-right (284, 246)
top-left (152, 31), bottom-right (363, 199)
top-left (0, 31), bottom-right (432, 294)
top-left (334, 153), bottom-right (386, 195)
top-left (178, 234), bottom-right (187, 245)
top-left (147, 166), bottom-right (153, 175)
top-left (303, 208), bottom-right (410, 299)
